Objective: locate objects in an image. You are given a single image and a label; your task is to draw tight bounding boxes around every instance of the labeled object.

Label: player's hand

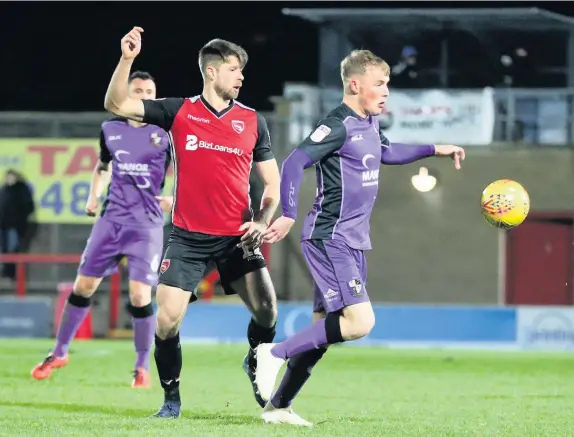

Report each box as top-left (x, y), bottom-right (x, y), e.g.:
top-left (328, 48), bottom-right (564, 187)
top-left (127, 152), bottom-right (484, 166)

top-left (155, 196), bottom-right (173, 213)
top-left (434, 145), bottom-right (465, 170)
top-left (121, 26), bottom-right (144, 60)
top-left (85, 196), bottom-right (99, 217)
top-left (262, 216), bottom-right (296, 244)
top-left (238, 220), bottom-right (268, 250)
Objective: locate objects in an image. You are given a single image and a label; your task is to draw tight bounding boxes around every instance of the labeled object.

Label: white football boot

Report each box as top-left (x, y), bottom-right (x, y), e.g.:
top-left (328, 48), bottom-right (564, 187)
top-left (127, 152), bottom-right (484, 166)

top-left (261, 401), bottom-right (312, 427)
top-left (254, 343), bottom-right (286, 403)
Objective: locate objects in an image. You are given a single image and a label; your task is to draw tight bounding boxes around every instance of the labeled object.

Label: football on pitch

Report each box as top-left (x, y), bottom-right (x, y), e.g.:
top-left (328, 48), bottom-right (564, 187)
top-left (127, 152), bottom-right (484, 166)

top-left (481, 179), bottom-right (530, 229)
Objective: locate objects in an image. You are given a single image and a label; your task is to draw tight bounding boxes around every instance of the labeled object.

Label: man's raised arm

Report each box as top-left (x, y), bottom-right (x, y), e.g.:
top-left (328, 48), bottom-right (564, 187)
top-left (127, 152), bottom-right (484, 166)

top-left (103, 27), bottom-right (145, 121)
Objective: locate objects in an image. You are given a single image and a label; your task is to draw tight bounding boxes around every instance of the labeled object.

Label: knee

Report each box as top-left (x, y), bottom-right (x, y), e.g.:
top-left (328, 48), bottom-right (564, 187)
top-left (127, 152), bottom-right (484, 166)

top-left (155, 288), bottom-right (187, 340)
top-left (129, 281), bottom-right (152, 307)
top-left (346, 318), bottom-right (375, 340)
top-left (252, 294), bottom-right (278, 328)
top-left (341, 305), bottom-right (376, 341)
top-left (73, 276), bottom-right (99, 298)
top-left (155, 309), bottom-right (181, 340)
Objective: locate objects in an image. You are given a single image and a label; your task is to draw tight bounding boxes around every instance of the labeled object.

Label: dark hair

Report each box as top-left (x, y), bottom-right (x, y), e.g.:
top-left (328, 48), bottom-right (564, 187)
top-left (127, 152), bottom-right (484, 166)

top-left (128, 71), bottom-right (155, 83)
top-left (198, 39), bottom-right (248, 76)
top-left (5, 168), bottom-right (24, 182)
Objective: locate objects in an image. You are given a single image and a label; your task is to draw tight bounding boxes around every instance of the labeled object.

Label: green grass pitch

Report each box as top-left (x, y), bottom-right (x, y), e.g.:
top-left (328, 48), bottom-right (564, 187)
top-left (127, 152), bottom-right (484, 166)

top-left (1, 339), bottom-right (574, 436)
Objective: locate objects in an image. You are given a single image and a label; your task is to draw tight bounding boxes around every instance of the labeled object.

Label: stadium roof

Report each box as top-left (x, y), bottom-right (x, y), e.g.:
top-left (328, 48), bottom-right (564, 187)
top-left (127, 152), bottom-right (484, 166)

top-left (281, 7), bottom-right (574, 31)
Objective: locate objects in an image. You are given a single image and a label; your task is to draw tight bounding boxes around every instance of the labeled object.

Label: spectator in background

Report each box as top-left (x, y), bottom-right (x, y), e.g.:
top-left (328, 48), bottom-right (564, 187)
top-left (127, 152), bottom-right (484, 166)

top-left (0, 169), bottom-right (35, 280)
top-left (500, 47), bottom-right (534, 88)
top-left (391, 46), bottom-right (419, 88)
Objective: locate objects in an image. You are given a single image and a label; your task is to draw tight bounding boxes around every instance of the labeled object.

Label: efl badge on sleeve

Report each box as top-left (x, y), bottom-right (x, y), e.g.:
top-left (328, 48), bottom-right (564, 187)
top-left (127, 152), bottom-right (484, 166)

top-left (310, 125), bottom-right (331, 143)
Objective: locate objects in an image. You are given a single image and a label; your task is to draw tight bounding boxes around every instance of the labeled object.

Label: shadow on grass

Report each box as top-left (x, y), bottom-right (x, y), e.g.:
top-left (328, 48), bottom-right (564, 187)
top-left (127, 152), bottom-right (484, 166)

top-left (0, 400), bottom-right (261, 425)
top-left (481, 394), bottom-right (567, 400)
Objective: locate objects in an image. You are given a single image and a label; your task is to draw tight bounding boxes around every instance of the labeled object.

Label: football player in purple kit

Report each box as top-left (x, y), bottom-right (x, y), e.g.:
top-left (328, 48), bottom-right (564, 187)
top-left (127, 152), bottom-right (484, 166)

top-left (31, 71), bottom-right (171, 388)
top-left (256, 50), bottom-right (466, 426)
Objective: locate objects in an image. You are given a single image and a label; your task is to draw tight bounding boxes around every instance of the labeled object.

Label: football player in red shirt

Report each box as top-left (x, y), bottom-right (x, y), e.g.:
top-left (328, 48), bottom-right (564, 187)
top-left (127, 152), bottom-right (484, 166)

top-left (104, 27), bottom-right (281, 418)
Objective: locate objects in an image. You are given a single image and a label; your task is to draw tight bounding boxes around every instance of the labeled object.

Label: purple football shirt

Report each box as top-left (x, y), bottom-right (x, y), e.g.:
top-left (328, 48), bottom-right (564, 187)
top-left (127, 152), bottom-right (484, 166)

top-left (280, 103), bottom-right (435, 250)
top-left (99, 118), bottom-right (171, 227)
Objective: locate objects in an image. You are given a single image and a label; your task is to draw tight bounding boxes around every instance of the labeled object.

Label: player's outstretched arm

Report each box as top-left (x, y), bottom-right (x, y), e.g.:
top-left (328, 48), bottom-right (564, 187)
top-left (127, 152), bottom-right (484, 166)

top-left (379, 140), bottom-right (435, 165)
top-left (261, 148), bottom-right (312, 245)
top-left (378, 129), bottom-right (465, 169)
top-left (103, 27), bottom-right (145, 121)
top-left (279, 148), bottom-right (314, 221)
top-left (433, 144), bottom-right (465, 170)
top-left (380, 141), bottom-right (465, 169)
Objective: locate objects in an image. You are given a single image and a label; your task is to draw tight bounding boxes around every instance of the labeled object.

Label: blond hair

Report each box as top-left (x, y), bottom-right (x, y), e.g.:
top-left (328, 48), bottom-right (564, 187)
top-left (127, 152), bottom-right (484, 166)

top-left (340, 50), bottom-right (390, 94)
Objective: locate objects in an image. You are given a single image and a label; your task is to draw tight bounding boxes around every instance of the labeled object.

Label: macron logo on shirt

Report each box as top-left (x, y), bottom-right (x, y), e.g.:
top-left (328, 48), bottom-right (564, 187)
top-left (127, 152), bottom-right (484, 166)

top-left (188, 114), bottom-right (210, 124)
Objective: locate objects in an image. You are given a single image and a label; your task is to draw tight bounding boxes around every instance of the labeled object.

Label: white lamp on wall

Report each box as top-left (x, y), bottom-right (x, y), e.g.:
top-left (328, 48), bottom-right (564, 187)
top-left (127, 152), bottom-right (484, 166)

top-left (411, 166), bottom-right (438, 192)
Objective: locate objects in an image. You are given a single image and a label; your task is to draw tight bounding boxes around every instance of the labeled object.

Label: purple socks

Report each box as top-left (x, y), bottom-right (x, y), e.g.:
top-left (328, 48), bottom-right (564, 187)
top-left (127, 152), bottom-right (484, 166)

top-left (271, 318), bottom-right (328, 360)
top-left (128, 303), bottom-right (155, 370)
top-left (53, 294), bottom-right (91, 357)
top-left (267, 314), bottom-right (342, 408)
top-left (271, 348), bottom-right (327, 408)
top-left (132, 314), bottom-right (155, 369)
top-left (51, 294), bottom-right (155, 372)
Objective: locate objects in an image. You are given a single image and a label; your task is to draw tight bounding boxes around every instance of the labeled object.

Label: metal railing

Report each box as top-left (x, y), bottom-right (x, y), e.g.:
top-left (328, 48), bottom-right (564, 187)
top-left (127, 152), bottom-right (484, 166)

top-left (316, 87), bottom-right (574, 146)
top-left (494, 88), bottom-right (574, 145)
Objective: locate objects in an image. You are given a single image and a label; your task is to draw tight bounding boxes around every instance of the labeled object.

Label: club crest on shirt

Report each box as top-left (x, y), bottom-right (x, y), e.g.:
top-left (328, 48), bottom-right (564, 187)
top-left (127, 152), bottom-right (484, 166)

top-left (231, 120), bottom-right (245, 134)
top-left (348, 278), bottom-right (363, 296)
top-left (151, 132), bottom-right (162, 146)
top-left (310, 125), bottom-right (331, 143)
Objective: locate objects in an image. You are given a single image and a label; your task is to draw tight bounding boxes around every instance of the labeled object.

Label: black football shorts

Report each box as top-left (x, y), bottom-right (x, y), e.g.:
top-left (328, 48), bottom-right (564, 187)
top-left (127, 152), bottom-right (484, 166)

top-left (158, 225), bottom-right (267, 302)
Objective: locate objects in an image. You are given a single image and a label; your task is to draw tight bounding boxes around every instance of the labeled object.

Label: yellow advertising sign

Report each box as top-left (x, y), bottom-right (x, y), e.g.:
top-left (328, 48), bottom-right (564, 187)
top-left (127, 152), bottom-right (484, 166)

top-left (0, 139), bottom-right (175, 224)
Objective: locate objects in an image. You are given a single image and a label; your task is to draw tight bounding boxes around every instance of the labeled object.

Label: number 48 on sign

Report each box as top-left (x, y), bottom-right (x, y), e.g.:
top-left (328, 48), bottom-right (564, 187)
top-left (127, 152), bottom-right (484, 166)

top-left (30, 181), bottom-right (92, 222)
